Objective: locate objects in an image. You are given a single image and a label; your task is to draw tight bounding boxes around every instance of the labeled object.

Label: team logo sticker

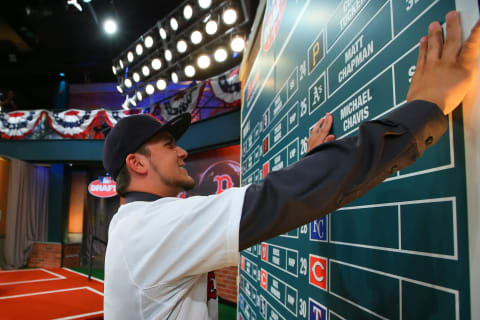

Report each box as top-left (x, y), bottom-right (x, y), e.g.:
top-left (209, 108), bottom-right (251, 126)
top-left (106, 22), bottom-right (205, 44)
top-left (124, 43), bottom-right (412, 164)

top-left (260, 269), bottom-right (268, 290)
top-left (260, 295), bottom-right (268, 318)
top-left (310, 217), bottom-right (327, 241)
top-left (262, 161), bottom-right (270, 179)
top-left (261, 243), bottom-right (268, 262)
top-left (309, 298), bottom-right (327, 320)
top-left (309, 254), bottom-right (327, 291)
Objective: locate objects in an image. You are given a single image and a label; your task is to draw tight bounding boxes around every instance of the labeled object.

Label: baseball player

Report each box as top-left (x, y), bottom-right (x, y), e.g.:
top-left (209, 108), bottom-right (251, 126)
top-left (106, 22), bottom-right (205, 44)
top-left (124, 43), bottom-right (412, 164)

top-left (102, 12), bottom-right (480, 319)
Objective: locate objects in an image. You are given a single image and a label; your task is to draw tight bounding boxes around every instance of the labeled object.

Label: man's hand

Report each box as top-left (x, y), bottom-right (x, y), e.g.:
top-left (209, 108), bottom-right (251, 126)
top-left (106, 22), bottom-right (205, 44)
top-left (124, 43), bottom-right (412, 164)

top-left (307, 112), bottom-right (335, 153)
top-left (407, 11), bottom-right (480, 115)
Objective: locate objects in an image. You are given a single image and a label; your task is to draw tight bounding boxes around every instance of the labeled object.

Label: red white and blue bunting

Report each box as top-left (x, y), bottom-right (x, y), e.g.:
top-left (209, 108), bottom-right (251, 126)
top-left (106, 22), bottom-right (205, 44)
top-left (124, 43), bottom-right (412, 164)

top-left (208, 67), bottom-right (241, 104)
top-left (0, 68), bottom-right (241, 139)
top-left (46, 109), bottom-right (104, 138)
top-left (0, 110), bottom-right (46, 139)
top-left (160, 83), bottom-right (205, 122)
top-left (103, 108), bottom-right (145, 127)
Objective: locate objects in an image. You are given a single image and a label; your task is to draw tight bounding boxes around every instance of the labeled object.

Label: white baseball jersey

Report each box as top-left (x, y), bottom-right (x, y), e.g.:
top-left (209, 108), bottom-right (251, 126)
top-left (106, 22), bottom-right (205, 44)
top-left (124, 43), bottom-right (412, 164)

top-left (104, 186), bottom-right (247, 319)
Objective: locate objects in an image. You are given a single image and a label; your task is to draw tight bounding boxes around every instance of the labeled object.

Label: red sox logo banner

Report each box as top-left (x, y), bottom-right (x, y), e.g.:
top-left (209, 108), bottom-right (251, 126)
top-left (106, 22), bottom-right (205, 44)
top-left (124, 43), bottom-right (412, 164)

top-left (0, 110), bottom-right (46, 139)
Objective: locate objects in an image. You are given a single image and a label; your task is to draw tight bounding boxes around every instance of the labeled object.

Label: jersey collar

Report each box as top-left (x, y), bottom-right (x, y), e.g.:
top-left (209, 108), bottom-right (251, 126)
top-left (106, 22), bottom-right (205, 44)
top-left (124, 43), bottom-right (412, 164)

top-left (125, 192), bottom-right (163, 203)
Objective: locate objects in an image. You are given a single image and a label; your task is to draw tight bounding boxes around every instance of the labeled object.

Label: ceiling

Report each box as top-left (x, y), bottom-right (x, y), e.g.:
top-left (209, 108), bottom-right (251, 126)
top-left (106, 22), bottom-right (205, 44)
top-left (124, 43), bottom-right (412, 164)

top-left (0, 0), bottom-right (258, 109)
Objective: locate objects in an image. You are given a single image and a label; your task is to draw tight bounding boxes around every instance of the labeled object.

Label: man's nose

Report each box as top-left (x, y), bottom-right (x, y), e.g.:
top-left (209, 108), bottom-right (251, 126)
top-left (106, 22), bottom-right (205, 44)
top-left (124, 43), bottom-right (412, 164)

top-left (176, 146), bottom-right (188, 159)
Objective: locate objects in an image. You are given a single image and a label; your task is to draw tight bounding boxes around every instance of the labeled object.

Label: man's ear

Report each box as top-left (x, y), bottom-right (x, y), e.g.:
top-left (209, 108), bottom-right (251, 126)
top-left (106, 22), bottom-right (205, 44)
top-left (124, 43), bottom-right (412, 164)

top-left (125, 153), bottom-right (148, 175)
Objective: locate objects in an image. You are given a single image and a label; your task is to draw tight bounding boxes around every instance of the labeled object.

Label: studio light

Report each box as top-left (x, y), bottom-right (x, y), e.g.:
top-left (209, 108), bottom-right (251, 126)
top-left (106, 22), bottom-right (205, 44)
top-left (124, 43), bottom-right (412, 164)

top-left (104, 19), bottom-right (117, 34)
top-left (205, 20), bottom-right (218, 35)
top-left (231, 36), bottom-right (245, 52)
top-left (183, 5), bottom-right (193, 20)
top-left (125, 78), bottom-right (133, 88)
top-left (146, 84), bottom-right (155, 95)
top-left (133, 72), bottom-right (140, 83)
top-left (171, 72), bottom-right (179, 84)
top-left (116, 85), bottom-right (123, 93)
top-left (198, 0), bottom-right (212, 9)
top-left (184, 65), bottom-right (196, 77)
top-left (170, 17), bottom-right (179, 31)
top-left (156, 79), bottom-right (167, 90)
top-left (197, 55), bottom-right (211, 69)
top-left (151, 58), bottom-right (162, 70)
top-left (112, 66), bottom-right (117, 75)
top-left (159, 27), bottom-right (168, 40)
top-left (130, 96), bottom-right (137, 107)
top-left (127, 51), bottom-right (134, 62)
top-left (119, 59), bottom-right (124, 69)
top-left (136, 91), bottom-right (143, 101)
top-left (165, 49), bottom-right (173, 62)
top-left (144, 36), bottom-right (154, 48)
top-left (136, 43), bottom-right (144, 56)
top-left (190, 30), bottom-right (203, 44)
top-left (223, 8), bottom-right (237, 25)
top-left (142, 65), bottom-right (150, 77)
top-left (177, 40), bottom-right (188, 53)
top-left (214, 47), bottom-right (227, 62)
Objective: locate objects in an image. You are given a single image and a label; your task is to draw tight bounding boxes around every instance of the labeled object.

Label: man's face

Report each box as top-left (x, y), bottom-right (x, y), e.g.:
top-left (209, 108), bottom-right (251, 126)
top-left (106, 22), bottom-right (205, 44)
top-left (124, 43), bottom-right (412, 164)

top-left (144, 131), bottom-right (195, 195)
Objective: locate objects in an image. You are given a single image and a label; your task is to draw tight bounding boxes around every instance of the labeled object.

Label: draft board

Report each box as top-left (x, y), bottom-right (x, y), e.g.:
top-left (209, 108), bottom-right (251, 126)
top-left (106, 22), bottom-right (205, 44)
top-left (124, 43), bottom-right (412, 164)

top-left (239, 0), bottom-right (476, 319)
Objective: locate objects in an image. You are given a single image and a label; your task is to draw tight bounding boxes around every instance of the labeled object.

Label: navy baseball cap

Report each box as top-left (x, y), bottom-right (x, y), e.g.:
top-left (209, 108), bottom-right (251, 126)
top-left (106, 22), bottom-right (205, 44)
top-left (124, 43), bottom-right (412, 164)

top-left (103, 113), bottom-right (191, 179)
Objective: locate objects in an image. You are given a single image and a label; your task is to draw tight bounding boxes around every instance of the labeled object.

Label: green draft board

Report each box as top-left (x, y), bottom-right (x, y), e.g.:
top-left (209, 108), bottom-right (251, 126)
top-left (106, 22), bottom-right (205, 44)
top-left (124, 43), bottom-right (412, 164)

top-left (239, 0), bottom-right (474, 319)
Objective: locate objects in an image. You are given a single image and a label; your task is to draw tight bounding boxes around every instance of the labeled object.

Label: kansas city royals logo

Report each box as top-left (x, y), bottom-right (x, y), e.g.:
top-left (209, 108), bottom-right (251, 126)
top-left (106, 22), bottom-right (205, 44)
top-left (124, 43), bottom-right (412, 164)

top-left (309, 254), bottom-right (327, 291)
top-left (310, 217), bottom-right (327, 241)
top-left (309, 298), bottom-right (327, 320)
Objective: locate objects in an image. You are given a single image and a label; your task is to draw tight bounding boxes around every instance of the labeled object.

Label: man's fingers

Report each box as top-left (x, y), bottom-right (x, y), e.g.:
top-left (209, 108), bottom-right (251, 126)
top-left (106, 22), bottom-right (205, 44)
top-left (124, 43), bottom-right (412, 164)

top-left (319, 113), bottom-right (333, 132)
top-left (443, 11), bottom-right (462, 62)
top-left (324, 135), bottom-right (335, 143)
top-left (427, 21), bottom-right (443, 61)
top-left (311, 117), bottom-right (325, 135)
top-left (416, 36), bottom-right (428, 72)
top-left (459, 19), bottom-right (480, 66)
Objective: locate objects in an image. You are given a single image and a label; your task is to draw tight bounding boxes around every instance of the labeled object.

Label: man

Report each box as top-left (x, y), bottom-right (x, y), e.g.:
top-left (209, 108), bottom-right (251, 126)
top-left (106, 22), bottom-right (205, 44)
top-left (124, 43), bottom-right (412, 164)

top-left (103, 12), bottom-right (479, 319)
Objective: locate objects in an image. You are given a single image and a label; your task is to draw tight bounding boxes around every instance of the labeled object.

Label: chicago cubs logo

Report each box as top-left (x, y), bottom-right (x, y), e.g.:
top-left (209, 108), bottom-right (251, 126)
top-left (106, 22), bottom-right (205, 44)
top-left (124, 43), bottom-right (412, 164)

top-left (309, 298), bottom-right (327, 320)
top-left (260, 269), bottom-right (268, 290)
top-left (213, 174), bottom-right (233, 194)
top-left (262, 0), bottom-right (287, 52)
top-left (309, 254), bottom-right (327, 291)
top-left (261, 243), bottom-right (268, 262)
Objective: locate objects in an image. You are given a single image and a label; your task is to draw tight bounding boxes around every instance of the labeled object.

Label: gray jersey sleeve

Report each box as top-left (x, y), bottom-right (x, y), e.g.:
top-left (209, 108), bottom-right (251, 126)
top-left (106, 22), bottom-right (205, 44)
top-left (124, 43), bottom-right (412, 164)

top-left (238, 100), bottom-right (448, 250)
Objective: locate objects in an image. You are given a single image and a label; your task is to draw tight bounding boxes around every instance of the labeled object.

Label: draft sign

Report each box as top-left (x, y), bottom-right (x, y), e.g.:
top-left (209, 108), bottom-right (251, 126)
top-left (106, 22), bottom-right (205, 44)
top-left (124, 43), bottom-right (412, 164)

top-left (88, 176), bottom-right (117, 198)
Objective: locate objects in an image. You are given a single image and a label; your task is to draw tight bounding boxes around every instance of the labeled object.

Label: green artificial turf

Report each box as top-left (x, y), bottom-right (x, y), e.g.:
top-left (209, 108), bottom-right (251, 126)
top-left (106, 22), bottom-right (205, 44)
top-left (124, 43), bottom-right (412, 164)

top-left (70, 267), bottom-right (104, 280)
